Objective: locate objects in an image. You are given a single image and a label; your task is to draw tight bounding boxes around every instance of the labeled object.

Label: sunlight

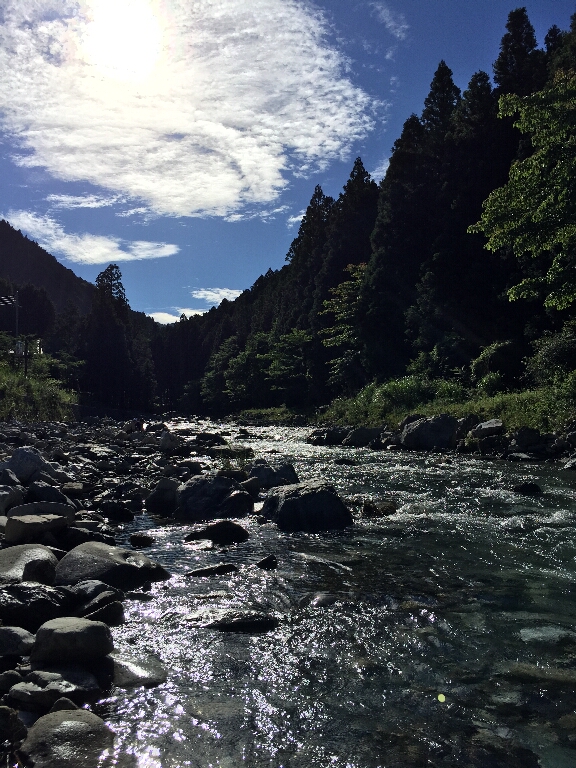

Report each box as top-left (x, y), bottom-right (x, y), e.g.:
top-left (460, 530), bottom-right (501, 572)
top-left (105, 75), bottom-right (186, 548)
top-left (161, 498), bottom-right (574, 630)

top-left (81, 0), bottom-right (163, 82)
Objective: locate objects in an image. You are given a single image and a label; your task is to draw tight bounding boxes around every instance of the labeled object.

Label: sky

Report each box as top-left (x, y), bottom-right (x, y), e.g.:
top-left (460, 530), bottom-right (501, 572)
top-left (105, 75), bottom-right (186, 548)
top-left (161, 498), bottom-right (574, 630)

top-left (0, 0), bottom-right (574, 323)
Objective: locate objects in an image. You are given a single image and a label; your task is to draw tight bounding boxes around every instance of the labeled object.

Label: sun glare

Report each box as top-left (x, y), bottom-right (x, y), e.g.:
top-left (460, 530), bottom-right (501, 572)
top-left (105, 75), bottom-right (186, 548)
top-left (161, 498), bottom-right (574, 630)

top-left (82, 0), bottom-right (163, 82)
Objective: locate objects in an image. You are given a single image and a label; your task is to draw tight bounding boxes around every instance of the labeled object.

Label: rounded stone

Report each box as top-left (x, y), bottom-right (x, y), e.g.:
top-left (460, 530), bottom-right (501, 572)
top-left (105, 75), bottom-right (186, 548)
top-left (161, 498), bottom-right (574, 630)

top-left (31, 617), bottom-right (114, 665)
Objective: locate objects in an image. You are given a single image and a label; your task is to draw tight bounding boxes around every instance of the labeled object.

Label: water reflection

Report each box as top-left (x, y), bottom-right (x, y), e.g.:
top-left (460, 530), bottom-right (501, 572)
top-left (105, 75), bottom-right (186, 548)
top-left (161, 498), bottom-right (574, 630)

top-left (106, 424), bottom-right (576, 766)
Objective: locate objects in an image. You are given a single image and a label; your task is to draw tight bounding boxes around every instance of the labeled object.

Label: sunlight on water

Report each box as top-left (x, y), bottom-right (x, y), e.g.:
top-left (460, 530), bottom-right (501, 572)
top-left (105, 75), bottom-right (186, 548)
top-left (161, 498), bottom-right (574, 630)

top-left (101, 423), bottom-right (576, 766)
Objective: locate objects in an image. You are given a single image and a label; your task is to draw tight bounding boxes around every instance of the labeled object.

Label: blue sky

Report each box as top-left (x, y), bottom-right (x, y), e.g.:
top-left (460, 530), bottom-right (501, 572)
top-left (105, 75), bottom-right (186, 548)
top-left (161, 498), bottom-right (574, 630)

top-left (0, 0), bottom-right (573, 322)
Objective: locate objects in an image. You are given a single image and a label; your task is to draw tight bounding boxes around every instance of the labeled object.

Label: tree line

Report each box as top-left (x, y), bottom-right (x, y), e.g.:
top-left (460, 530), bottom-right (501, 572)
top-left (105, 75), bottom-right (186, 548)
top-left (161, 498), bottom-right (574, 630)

top-left (7, 7), bottom-right (576, 415)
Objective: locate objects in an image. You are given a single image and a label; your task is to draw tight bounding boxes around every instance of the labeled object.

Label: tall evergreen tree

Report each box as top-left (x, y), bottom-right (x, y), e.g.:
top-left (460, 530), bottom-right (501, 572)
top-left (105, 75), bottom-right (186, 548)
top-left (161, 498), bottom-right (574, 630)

top-left (493, 7), bottom-right (547, 96)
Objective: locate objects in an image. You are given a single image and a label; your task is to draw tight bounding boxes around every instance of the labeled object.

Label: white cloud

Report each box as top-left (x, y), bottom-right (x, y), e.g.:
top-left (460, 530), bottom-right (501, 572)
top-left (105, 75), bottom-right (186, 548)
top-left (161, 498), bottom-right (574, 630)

top-left (287, 210), bottom-right (306, 227)
top-left (46, 193), bottom-right (121, 209)
top-left (149, 307), bottom-right (208, 323)
top-left (191, 288), bottom-right (243, 305)
top-left (0, 0), bottom-right (378, 218)
top-left (370, 3), bottom-right (409, 40)
top-left (371, 158), bottom-right (389, 181)
top-left (4, 210), bottom-right (179, 264)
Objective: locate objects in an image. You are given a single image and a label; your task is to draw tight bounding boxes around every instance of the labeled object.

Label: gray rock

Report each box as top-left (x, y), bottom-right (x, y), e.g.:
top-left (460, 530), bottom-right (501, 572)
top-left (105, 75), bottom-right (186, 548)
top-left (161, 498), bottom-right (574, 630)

top-left (16, 709), bottom-right (114, 768)
top-left (159, 430), bottom-right (182, 452)
top-left (0, 544), bottom-right (58, 584)
top-left (7, 501), bottom-right (76, 522)
top-left (202, 610), bottom-right (279, 632)
top-left (361, 499), bottom-right (398, 517)
top-left (469, 419), bottom-right (504, 439)
top-left (55, 541), bottom-right (170, 590)
top-left (10, 664), bottom-right (101, 710)
top-left (513, 482), bottom-right (542, 496)
top-left (144, 477), bottom-right (179, 517)
top-left (342, 427), bottom-right (383, 447)
top-left (184, 519), bottom-right (249, 546)
top-left (400, 414), bottom-right (459, 451)
top-left (248, 461), bottom-right (299, 489)
top-left (66, 579), bottom-right (124, 604)
top-left (0, 626), bottom-right (35, 656)
top-left (0, 468), bottom-right (21, 486)
top-left (5, 514), bottom-right (69, 545)
top-left (84, 601), bottom-right (125, 626)
top-left (31, 617), bottom-right (114, 664)
top-left (0, 582), bottom-right (73, 632)
top-left (129, 533), bottom-right (154, 548)
top-left (112, 653), bottom-right (168, 688)
top-left (1, 448), bottom-right (57, 484)
top-left (262, 480), bottom-right (353, 533)
top-left (186, 563), bottom-right (238, 577)
top-left (0, 669), bottom-right (22, 693)
top-left (256, 554), bottom-right (277, 570)
top-left (175, 473), bottom-right (253, 522)
top-left (27, 481), bottom-right (73, 506)
top-left (0, 484), bottom-right (24, 514)
top-left (49, 697), bottom-right (79, 712)
top-left (510, 426), bottom-right (542, 451)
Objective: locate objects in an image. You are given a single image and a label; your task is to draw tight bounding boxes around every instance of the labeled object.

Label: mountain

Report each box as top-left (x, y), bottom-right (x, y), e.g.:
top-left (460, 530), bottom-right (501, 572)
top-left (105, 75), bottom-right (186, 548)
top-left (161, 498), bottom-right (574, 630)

top-left (0, 220), bottom-right (95, 314)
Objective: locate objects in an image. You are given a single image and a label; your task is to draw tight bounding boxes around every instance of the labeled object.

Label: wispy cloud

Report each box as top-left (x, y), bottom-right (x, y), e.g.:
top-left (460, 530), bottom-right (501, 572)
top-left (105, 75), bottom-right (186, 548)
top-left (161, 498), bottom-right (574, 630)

top-left (4, 210), bottom-right (178, 264)
top-left (370, 3), bottom-right (409, 40)
top-left (0, 0), bottom-right (378, 218)
top-left (46, 193), bottom-right (122, 209)
top-left (371, 158), bottom-right (390, 181)
top-left (287, 210), bottom-right (306, 227)
top-left (191, 288), bottom-right (243, 306)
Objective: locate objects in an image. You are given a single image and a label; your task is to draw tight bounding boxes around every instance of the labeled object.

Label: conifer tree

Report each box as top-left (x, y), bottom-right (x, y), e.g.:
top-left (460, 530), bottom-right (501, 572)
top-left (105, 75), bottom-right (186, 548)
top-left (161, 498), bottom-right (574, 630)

top-left (493, 7), bottom-right (546, 95)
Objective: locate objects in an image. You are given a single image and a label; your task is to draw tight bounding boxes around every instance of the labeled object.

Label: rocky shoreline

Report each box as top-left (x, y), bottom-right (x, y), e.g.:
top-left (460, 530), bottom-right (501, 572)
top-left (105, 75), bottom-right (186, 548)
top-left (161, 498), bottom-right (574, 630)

top-left (0, 417), bottom-right (358, 766)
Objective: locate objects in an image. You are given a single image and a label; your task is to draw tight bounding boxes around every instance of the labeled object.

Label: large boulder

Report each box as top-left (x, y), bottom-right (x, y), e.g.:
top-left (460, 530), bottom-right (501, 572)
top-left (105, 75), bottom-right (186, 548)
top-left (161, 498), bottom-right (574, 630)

top-left (247, 460), bottom-right (299, 489)
top-left (0, 544), bottom-right (58, 584)
top-left (27, 481), bottom-right (74, 506)
top-left (0, 583), bottom-right (73, 632)
top-left (342, 427), bottom-right (383, 447)
top-left (55, 541), bottom-right (170, 590)
top-left (7, 501), bottom-right (76, 522)
top-left (16, 709), bottom-right (114, 768)
top-left (144, 477), bottom-right (179, 517)
top-left (5, 514), bottom-right (69, 545)
top-left (468, 419), bottom-right (504, 439)
top-left (400, 414), bottom-right (459, 451)
top-left (31, 617), bottom-right (113, 665)
top-left (1, 448), bottom-right (57, 484)
top-left (175, 474), bottom-right (253, 522)
top-left (262, 480), bottom-right (353, 533)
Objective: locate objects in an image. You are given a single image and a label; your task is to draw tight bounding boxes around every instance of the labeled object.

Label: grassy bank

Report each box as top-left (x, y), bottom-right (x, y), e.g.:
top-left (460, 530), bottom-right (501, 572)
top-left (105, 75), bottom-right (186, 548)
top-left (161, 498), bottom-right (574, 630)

top-left (319, 377), bottom-right (576, 432)
top-left (0, 363), bottom-right (76, 421)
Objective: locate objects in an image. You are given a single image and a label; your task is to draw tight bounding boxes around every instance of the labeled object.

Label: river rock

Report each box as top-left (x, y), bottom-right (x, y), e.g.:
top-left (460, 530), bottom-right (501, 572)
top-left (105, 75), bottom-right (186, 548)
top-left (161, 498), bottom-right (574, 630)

top-left (513, 482), bottom-right (542, 496)
top-left (0, 544), bottom-right (58, 584)
top-left (10, 666), bottom-right (101, 710)
top-left (55, 541), bottom-right (170, 590)
top-left (0, 484), bottom-right (24, 514)
top-left (112, 653), bottom-right (168, 688)
top-left (184, 520), bottom-right (249, 546)
top-left (0, 670), bottom-right (22, 693)
top-left (7, 501), bottom-right (76, 522)
top-left (129, 532), bottom-right (154, 548)
top-left (248, 460), bottom-right (299, 489)
top-left (0, 583), bottom-right (73, 632)
top-left (256, 554), bottom-right (278, 570)
top-left (0, 468), bottom-right (20, 486)
top-left (469, 419), bottom-right (504, 439)
top-left (186, 563), bottom-right (238, 577)
top-left (495, 661), bottom-right (576, 685)
top-left (27, 481), bottom-right (73, 506)
top-left (5, 514), bottom-right (69, 545)
top-left (362, 499), bottom-right (398, 517)
top-left (31, 617), bottom-right (113, 665)
top-left (342, 427), bottom-right (383, 447)
top-left (0, 626), bottom-right (35, 656)
top-left (16, 709), bottom-right (114, 768)
top-left (202, 609), bottom-right (279, 633)
top-left (97, 500), bottom-right (134, 522)
top-left (144, 477), bottom-right (179, 517)
top-left (400, 414), bottom-right (459, 451)
top-left (262, 480), bottom-right (353, 533)
top-left (306, 427), bottom-right (349, 446)
top-left (49, 697), bottom-right (79, 712)
top-left (0, 448), bottom-right (56, 484)
top-left (175, 474), bottom-right (253, 522)
top-left (510, 426), bottom-right (542, 451)
top-left (159, 430), bottom-right (183, 452)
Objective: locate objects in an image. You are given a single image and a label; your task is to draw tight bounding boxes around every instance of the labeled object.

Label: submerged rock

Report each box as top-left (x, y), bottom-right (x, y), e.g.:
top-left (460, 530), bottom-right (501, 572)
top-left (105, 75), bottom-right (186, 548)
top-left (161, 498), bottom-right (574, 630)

top-left (186, 563), bottom-right (238, 577)
top-left (262, 480), bottom-right (353, 533)
top-left (184, 519), bottom-right (249, 546)
top-left (112, 654), bottom-right (168, 688)
top-left (202, 610), bottom-right (279, 633)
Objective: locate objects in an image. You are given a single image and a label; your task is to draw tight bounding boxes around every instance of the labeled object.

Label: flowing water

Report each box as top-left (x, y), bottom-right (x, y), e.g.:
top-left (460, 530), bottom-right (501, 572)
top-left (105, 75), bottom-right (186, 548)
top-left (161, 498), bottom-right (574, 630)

top-left (101, 424), bottom-right (576, 767)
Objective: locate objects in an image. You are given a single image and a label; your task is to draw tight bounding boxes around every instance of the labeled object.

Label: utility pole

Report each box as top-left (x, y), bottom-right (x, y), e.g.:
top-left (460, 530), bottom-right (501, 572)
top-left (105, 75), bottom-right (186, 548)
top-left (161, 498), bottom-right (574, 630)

top-left (14, 289), bottom-right (18, 338)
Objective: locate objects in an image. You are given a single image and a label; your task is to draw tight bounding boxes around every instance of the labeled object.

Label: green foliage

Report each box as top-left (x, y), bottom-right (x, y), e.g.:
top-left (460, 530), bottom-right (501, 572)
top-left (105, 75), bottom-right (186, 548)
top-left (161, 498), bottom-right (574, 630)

top-left (470, 70), bottom-right (576, 309)
top-left (476, 372), bottom-right (506, 396)
top-left (0, 362), bottom-right (76, 421)
top-left (525, 322), bottom-right (576, 383)
top-left (470, 341), bottom-right (513, 382)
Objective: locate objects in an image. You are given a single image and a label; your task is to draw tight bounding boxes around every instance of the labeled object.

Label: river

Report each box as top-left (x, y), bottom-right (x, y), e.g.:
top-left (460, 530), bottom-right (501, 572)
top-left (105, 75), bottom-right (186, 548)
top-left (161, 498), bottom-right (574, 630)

top-left (100, 423), bottom-right (576, 767)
